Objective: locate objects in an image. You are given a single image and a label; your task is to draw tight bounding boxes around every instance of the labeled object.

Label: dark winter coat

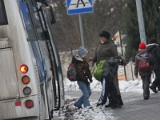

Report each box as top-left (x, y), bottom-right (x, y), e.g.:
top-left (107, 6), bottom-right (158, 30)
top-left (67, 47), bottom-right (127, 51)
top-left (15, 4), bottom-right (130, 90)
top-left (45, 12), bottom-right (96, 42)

top-left (147, 44), bottom-right (160, 70)
top-left (92, 40), bottom-right (120, 94)
top-left (134, 50), bottom-right (152, 77)
top-left (92, 40), bottom-right (118, 64)
top-left (102, 57), bottom-right (121, 81)
top-left (72, 57), bottom-right (92, 85)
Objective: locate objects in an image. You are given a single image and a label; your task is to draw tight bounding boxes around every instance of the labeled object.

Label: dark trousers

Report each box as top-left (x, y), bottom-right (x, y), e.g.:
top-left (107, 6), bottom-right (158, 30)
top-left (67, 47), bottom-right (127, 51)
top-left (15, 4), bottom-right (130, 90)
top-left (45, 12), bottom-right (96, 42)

top-left (141, 75), bottom-right (151, 98)
top-left (97, 78), bottom-right (118, 106)
top-left (152, 66), bottom-right (160, 88)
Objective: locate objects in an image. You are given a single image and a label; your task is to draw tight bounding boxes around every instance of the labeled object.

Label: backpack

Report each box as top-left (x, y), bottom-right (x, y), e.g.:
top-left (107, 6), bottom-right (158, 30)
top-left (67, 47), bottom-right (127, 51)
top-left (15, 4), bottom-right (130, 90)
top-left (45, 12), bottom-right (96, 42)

top-left (137, 52), bottom-right (151, 70)
top-left (93, 60), bottom-right (106, 81)
top-left (67, 63), bottom-right (77, 81)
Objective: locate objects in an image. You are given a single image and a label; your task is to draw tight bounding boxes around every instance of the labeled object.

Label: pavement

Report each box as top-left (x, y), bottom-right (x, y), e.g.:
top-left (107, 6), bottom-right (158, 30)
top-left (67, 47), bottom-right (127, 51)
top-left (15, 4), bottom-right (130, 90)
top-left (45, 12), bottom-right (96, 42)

top-left (65, 91), bottom-right (160, 120)
top-left (111, 92), bottom-right (160, 120)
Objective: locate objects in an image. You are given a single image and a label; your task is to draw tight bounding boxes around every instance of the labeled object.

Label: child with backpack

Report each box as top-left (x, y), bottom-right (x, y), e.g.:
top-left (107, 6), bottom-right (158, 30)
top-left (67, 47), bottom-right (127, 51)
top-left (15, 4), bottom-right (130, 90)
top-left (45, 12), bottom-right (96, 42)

top-left (134, 42), bottom-right (152, 100)
top-left (70, 47), bottom-right (93, 108)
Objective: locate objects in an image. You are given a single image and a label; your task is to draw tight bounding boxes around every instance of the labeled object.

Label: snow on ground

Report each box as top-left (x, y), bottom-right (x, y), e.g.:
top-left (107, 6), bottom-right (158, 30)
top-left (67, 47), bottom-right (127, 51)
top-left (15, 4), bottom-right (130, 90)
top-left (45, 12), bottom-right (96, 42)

top-left (61, 77), bottom-right (145, 120)
top-left (64, 77), bottom-right (143, 93)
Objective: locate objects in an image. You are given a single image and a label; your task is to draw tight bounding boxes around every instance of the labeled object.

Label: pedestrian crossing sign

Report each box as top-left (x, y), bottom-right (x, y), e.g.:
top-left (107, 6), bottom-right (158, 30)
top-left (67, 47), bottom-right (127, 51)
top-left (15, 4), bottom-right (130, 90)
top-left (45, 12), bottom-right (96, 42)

top-left (66, 0), bottom-right (93, 15)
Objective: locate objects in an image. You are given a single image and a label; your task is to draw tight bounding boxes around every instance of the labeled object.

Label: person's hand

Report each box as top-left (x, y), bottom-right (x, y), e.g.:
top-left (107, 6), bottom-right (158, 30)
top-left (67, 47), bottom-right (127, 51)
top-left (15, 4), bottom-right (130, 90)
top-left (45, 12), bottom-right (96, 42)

top-left (89, 61), bottom-right (95, 67)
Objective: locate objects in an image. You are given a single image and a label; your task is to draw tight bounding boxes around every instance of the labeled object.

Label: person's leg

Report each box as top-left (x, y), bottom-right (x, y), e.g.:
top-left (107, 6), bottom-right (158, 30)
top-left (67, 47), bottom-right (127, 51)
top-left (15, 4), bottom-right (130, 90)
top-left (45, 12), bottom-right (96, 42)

top-left (81, 0), bottom-right (85, 6)
top-left (113, 74), bottom-right (123, 106)
top-left (150, 67), bottom-right (160, 93)
top-left (74, 81), bottom-right (83, 108)
top-left (108, 80), bottom-right (119, 108)
top-left (75, 81), bottom-right (91, 108)
top-left (155, 67), bottom-right (160, 91)
top-left (142, 75), bottom-right (151, 100)
top-left (97, 78), bottom-right (109, 106)
top-left (76, 0), bottom-right (80, 7)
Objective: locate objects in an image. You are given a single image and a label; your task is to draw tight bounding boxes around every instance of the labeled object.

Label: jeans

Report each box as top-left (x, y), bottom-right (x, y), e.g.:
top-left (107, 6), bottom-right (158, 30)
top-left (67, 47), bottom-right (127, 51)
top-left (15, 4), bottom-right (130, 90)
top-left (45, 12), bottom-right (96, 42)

top-left (74, 81), bottom-right (91, 108)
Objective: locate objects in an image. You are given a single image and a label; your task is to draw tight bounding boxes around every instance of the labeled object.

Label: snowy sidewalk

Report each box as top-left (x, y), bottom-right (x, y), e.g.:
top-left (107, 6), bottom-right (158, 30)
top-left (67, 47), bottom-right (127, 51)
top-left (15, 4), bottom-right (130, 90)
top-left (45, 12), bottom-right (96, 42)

top-left (65, 91), bottom-right (160, 120)
top-left (54, 79), bottom-right (160, 120)
top-left (111, 92), bottom-right (160, 120)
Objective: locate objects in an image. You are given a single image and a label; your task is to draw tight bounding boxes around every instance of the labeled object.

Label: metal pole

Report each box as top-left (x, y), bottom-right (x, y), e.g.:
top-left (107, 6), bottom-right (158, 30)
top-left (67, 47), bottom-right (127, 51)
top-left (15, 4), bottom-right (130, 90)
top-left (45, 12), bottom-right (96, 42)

top-left (119, 30), bottom-right (128, 81)
top-left (78, 14), bottom-right (85, 47)
top-left (136, 0), bottom-right (147, 44)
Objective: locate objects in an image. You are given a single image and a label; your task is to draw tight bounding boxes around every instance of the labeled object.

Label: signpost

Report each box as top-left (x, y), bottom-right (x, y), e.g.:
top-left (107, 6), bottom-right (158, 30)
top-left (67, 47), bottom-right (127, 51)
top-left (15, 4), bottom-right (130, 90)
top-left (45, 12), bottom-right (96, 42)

top-left (66, 0), bottom-right (93, 47)
top-left (66, 0), bottom-right (93, 15)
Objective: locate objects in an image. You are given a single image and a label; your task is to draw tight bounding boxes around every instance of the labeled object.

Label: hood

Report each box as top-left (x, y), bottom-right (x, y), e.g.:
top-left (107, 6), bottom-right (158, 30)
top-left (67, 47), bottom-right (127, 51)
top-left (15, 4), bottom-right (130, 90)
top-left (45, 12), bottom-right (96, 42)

top-left (147, 44), bottom-right (158, 53)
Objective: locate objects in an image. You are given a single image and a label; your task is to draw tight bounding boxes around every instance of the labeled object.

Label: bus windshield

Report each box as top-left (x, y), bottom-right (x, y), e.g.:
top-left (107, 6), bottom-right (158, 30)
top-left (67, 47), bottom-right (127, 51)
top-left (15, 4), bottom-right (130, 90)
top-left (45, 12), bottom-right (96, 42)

top-left (0, 0), bottom-right (8, 25)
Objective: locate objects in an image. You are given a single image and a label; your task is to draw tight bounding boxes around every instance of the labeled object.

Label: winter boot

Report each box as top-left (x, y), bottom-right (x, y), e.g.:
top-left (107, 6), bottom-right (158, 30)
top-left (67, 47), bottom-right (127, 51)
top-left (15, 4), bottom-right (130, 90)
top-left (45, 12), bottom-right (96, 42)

top-left (117, 95), bottom-right (123, 106)
top-left (150, 84), bottom-right (158, 93)
top-left (110, 97), bottom-right (119, 108)
top-left (144, 96), bottom-right (149, 100)
top-left (105, 96), bottom-right (112, 108)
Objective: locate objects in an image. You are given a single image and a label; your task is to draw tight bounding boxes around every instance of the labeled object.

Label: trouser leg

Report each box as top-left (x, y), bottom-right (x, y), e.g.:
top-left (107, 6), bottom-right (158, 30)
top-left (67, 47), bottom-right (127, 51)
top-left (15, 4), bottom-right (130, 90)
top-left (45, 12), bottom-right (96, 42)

top-left (152, 67), bottom-right (160, 86)
top-left (141, 75), bottom-right (151, 100)
top-left (97, 78), bottom-right (109, 106)
top-left (113, 74), bottom-right (123, 105)
top-left (75, 81), bottom-right (91, 108)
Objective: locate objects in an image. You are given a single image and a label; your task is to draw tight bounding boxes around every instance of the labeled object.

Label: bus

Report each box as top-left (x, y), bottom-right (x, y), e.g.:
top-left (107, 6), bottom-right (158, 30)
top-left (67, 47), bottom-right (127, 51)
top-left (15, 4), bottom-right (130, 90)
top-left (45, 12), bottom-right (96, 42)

top-left (0, 0), bottom-right (65, 119)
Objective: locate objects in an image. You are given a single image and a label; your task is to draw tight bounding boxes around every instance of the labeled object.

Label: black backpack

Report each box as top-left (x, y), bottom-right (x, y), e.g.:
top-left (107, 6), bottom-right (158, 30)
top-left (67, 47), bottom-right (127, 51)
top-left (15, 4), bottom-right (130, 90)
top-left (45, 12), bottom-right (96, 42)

top-left (67, 63), bottom-right (77, 81)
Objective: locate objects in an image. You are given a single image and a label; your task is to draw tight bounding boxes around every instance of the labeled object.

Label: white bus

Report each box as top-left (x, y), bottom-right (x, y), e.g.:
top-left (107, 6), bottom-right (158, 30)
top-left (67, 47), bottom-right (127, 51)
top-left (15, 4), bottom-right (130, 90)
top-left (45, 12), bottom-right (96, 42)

top-left (0, 0), bottom-right (65, 119)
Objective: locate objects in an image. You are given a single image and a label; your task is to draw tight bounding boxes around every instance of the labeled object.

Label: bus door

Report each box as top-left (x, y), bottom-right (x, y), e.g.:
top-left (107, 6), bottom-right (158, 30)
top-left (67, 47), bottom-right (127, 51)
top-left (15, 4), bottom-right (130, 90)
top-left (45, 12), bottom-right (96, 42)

top-left (32, 2), bottom-right (65, 110)
top-left (39, 5), bottom-right (65, 109)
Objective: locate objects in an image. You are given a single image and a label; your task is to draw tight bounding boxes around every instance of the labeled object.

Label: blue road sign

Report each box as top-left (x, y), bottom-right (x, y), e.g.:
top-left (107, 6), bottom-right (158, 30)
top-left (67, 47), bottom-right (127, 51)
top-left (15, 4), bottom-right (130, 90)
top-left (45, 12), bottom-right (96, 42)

top-left (66, 0), bottom-right (93, 15)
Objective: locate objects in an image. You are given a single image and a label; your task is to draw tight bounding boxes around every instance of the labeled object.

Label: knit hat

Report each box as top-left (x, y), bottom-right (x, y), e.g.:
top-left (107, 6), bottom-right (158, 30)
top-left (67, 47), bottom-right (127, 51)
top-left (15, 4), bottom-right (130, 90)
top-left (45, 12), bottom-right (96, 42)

top-left (77, 47), bottom-right (88, 58)
top-left (99, 31), bottom-right (110, 39)
top-left (139, 42), bottom-right (146, 49)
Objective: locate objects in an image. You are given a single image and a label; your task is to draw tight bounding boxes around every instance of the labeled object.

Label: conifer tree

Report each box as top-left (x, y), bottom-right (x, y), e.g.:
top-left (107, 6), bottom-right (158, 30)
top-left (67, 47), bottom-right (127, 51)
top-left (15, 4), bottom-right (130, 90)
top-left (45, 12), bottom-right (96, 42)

top-left (124, 0), bottom-right (160, 60)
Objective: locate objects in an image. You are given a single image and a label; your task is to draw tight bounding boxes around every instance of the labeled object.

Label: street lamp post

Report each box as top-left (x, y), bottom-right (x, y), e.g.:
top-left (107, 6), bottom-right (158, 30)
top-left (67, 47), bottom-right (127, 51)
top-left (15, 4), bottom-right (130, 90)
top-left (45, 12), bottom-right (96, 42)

top-left (135, 0), bottom-right (147, 44)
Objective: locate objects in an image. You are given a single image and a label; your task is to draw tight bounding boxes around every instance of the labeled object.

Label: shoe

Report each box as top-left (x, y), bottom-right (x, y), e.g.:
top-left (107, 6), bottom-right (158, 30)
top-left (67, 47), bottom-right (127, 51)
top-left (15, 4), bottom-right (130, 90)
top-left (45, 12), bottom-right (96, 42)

top-left (144, 96), bottom-right (149, 100)
top-left (117, 95), bottom-right (124, 106)
top-left (86, 106), bottom-right (93, 109)
top-left (96, 103), bottom-right (103, 107)
top-left (105, 103), bottom-right (112, 108)
top-left (150, 85), bottom-right (158, 93)
top-left (110, 103), bottom-right (120, 108)
top-left (74, 103), bottom-right (82, 109)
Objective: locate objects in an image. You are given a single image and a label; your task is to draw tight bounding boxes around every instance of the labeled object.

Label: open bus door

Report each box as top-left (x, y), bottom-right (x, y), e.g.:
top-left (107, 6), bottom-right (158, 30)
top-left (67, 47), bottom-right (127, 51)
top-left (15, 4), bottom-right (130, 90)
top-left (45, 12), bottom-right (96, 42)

top-left (40, 4), bottom-right (65, 109)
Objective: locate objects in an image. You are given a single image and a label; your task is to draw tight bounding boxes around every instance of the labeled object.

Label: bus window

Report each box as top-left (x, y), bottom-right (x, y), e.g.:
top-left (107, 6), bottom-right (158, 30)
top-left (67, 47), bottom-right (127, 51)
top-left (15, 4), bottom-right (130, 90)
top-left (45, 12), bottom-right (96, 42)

top-left (19, 0), bottom-right (36, 39)
top-left (30, 2), bottom-right (47, 40)
top-left (0, 0), bottom-right (8, 25)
